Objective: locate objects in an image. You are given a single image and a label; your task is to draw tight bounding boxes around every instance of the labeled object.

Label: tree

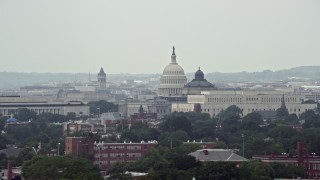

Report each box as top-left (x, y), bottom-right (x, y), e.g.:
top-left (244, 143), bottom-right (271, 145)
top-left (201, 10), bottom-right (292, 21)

top-left (195, 162), bottom-right (239, 180)
top-left (121, 123), bottom-right (159, 142)
top-left (15, 147), bottom-right (35, 166)
top-left (138, 105), bottom-right (144, 114)
top-left (271, 162), bottom-right (305, 178)
top-left (159, 130), bottom-right (190, 148)
top-left (160, 116), bottom-right (192, 136)
top-left (14, 108), bottom-right (37, 121)
top-left (0, 153), bottom-right (8, 169)
top-left (108, 161), bottom-right (132, 179)
top-left (276, 107), bottom-right (289, 118)
top-left (0, 117), bottom-right (5, 131)
top-left (131, 149), bottom-right (170, 172)
top-left (301, 111), bottom-right (320, 129)
top-left (22, 155), bottom-right (102, 180)
top-left (239, 160), bottom-right (273, 179)
top-left (217, 105), bottom-right (242, 134)
top-left (218, 105), bottom-right (242, 120)
top-left (192, 119), bottom-right (215, 139)
top-left (241, 112), bottom-right (263, 131)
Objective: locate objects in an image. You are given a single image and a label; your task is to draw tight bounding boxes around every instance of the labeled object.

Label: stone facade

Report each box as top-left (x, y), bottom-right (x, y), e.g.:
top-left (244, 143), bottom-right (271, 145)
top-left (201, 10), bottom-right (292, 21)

top-left (172, 90), bottom-right (317, 117)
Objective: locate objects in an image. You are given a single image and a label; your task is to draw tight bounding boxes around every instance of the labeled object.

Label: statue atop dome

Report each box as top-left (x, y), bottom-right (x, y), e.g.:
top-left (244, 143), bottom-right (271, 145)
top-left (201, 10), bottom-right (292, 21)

top-left (171, 46), bottom-right (177, 64)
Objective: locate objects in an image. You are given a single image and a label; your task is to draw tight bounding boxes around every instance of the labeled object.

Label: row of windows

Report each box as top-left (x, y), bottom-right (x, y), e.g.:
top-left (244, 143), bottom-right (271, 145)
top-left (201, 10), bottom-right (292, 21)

top-left (161, 79), bottom-right (186, 84)
top-left (127, 146), bottom-right (141, 150)
top-left (0, 108), bottom-right (60, 115)
top-left (94, 153), bottom-right (108, 158)
top-left (94, 145), bottom-right (143, 150)
top-left (203, 108), bottom-right (309, 113)
top-left (207, 97), bottom-right (298, 103)
top-left (110, 153), bottom-right (125, 157)
top-left (163, 70), bottom-right (184, 75)
top-left (203, 108), bottom-right (224, 112)
top-left (157, 109), bottom-right (167, 113)
top-left (260, 97), bottom-right (298, 103)
top-left (94, 153), bottom-right (142, 158)
top-left (208, 97), bottom-right (242, 103)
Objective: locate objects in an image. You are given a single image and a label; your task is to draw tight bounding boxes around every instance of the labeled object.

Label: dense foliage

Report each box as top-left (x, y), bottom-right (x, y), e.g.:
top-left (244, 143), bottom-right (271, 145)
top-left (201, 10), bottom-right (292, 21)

top-left (22, 155), bottom-right (102, 180)
top-left (108, 144), bottom-right (305, 180)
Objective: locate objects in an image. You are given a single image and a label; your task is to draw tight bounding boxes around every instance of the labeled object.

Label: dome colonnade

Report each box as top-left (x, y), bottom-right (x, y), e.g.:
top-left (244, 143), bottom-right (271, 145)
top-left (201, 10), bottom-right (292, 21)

top-left (158, 47), bottom-right (187, 97)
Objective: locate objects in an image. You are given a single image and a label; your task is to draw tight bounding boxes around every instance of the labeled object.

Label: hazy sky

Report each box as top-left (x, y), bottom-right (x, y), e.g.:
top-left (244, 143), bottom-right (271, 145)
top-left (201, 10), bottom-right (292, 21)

top-left (1, 1), bottom-right (320, 74)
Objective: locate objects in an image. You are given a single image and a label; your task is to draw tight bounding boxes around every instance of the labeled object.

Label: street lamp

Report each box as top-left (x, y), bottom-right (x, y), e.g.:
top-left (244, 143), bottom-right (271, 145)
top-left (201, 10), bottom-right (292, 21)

top-left (241, 134), bottom-right (245, 157)
top-left (97, 108), bottom-right (100, 118)
top-left (57, 143), bottom-right (61, 156)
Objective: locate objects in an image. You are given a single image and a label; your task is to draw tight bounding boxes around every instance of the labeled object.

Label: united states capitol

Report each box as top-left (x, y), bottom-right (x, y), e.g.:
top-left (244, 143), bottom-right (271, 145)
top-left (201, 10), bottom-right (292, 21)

top-left (0, 47), bottom-right (318, 119)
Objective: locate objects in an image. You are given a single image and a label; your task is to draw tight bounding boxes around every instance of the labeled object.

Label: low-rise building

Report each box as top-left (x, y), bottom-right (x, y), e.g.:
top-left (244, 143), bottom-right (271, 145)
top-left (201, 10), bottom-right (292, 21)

top-left (253, 142), bottom-right (320, 179)
top-left (63, 122), bottom-right (117, 136)
top-left (189, 149), bottom-right (247, 163)
top-left (93, 141), bottom-right (157, 171)
top-left (0, 101), bottom-right (89, 117)
top-left (65, 135), bottom-right (157, 172)
top-left (119, 98), bottom-right (171, 119)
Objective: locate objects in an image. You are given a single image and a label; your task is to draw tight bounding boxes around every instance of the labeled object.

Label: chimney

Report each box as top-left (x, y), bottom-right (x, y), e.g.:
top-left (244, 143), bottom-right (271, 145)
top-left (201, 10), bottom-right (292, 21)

top-left (7, 160), bottom-right (13, 180)
top-left (203, 149), bottom-right (209, 155)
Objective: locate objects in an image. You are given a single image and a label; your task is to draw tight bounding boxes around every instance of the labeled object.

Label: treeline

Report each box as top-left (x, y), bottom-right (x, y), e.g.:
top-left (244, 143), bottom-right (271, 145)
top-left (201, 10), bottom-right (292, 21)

top-left (109, 143), bottom-right (304, 180)
top-left (120, 104), bottom-right (320, 157)
top-left (112, 104), bottom-right (320, 179)
top-left (0, 100), bottom-right (118, 169)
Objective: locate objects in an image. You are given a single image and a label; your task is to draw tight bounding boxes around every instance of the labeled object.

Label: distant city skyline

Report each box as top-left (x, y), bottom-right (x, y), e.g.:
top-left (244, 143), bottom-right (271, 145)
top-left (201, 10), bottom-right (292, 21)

top-left (1, 0), bottom-right (320, 74)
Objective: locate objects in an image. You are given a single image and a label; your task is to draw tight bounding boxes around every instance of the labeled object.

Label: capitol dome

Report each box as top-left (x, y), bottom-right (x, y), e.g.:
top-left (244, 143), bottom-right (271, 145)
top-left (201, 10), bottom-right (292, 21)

top-left (158, 47), bottom-right (187, 96)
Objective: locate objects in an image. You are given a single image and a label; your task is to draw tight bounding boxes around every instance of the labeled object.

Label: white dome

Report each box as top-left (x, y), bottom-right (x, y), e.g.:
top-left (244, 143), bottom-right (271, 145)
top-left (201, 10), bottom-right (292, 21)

top-left (158, 47), bottom-right (187, 96)
top-left (162, 63), bottom-right (186, 75)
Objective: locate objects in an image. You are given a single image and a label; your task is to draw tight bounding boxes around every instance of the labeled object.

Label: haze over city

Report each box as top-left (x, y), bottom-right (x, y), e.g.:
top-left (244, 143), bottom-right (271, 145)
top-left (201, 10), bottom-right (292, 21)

top-left (1, 0), bottom-right (320, 74)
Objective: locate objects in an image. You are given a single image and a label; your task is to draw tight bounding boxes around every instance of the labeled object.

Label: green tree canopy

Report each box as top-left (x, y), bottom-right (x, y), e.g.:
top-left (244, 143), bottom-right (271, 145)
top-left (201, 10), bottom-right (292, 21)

top-left (22, 155), bottom-right (102, 180)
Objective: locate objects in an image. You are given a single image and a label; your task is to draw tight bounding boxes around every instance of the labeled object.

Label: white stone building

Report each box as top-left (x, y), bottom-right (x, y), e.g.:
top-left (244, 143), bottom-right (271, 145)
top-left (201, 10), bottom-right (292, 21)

top-left (172, 90), bottom-right (317, 117)
top-left (118, 98), bottom-right (171, 119)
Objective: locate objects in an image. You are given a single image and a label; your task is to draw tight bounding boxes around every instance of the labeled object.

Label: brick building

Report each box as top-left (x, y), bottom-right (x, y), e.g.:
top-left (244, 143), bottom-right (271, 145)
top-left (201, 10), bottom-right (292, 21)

top-left (65, 135), bottom-right (94, 157)
top-left (253, 142), bottom-right (320, 178)
top-left (93, 141), bottom-right (157, 171)
top-left (65, 135), bottom-right (157, 172)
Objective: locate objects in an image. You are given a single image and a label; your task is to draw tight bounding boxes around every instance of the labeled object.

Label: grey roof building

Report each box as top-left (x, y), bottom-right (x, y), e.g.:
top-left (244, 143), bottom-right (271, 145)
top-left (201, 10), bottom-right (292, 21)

top-left (100, 112), bottom-right (123, 121)
top-left (189, 149), bottom-right (248, 162)
top-left (183, 68), bottom-right (217, 95)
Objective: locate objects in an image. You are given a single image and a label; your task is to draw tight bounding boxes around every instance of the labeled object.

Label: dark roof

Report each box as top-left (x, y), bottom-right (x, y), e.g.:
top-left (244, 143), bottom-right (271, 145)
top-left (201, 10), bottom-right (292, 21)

top-left (195, 68), bottom-right (204, 79)
top-left (185, 79), bottom-right (215, 87)
top-left (189, 149), bottom-right (248, 162)
top-left (185, 68), bottom-right (215, 88)
top-left (255, 110), bottom-right (277, 119)
top-left (98, 67), bottom-right (106, 75)
top-left (101, 112), bottom-right (123, 121)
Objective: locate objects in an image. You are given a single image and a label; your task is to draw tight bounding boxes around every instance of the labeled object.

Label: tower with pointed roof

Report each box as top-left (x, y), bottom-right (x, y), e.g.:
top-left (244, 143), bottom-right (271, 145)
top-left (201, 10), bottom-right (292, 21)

top-left (97, 67), bottom-right (106, 91)
top-left (276, 94), bottom-right (289, 117)
top-left (158, 47), bottom-right (187, 97)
